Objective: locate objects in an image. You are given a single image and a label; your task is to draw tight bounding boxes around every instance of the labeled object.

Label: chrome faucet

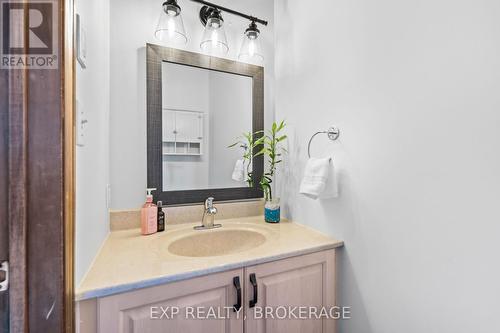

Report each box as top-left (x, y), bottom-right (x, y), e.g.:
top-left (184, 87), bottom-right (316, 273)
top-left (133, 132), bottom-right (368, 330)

top-left (194, 197), bottom-right (222, 230)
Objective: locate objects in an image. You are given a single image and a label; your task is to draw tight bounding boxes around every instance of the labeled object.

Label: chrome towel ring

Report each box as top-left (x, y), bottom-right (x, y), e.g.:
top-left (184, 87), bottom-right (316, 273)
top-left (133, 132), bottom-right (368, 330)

top-left (307, 127), bottom-right (340, 158)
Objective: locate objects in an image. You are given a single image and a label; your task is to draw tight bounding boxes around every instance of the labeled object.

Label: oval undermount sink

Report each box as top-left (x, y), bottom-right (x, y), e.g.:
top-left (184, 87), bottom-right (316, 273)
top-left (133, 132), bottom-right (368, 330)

top-left (168, 229), bottom-right (266, 257)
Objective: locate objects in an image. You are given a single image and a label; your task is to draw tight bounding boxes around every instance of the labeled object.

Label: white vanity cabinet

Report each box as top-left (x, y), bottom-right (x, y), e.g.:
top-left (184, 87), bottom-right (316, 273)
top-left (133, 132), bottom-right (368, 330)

top-left (77, 249), bottom-right (337, 333)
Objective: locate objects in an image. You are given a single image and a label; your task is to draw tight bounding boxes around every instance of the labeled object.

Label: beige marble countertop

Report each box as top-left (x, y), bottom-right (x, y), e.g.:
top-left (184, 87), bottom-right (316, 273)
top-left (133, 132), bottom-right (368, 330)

top-left (76, 216), bottom-right (343, 301)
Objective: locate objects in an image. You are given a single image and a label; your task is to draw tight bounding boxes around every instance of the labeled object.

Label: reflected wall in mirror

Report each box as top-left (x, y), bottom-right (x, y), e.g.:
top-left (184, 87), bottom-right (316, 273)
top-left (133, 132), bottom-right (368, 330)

top-left (147, 44), bottom-right (264, 205)
top-left (161, 62), bottom-right (252, 191)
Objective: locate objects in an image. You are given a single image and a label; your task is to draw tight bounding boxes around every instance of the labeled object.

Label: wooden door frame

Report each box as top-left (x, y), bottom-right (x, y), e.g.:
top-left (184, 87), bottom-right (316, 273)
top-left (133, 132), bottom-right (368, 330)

top-left (64, 0), bottom-right (76, 331)
top-left (1, 0), bottom-right (75, 331)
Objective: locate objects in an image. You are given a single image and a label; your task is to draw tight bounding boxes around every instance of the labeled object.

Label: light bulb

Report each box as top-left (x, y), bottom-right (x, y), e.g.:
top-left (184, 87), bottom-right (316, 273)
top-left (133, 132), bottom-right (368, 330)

top-left (248, 40), bottom-right (255, 57)
top-left (211, 30), bottom-right (218, 48)
top-left (166, 9), bottom-right (177, 16)
top-left (167, 19), bottom-right (176, 38)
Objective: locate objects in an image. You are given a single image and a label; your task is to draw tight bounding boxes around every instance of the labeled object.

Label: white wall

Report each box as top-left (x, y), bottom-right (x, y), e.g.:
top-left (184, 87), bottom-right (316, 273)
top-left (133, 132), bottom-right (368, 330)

top-left (110, 0), bottom-right (274, 209)
top-left (75, 0), bottom-right (110, 285)
top-left (275, 0), bottom-right (500, 332)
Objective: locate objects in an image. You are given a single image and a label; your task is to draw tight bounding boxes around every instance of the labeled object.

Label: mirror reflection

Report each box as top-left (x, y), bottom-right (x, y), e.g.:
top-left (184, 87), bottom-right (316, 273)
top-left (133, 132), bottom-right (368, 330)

top-left (161, 61), bottom-right (252, 191)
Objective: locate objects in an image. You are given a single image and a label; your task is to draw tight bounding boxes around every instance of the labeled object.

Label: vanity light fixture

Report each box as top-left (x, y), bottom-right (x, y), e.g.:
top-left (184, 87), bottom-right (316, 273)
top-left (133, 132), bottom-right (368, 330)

top-left (199, 7), bottom-right (229, 55)
top-left (154, 0), bottom-right (188, 45)
top-left (154, 0), bottom-right (268, 60)
top-left (238, 21), bottom-right (264, 63)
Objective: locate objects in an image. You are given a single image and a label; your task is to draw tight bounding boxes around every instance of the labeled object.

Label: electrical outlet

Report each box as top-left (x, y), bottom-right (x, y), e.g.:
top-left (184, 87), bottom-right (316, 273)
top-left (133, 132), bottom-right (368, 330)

top-left (106, 184), bottom-right (111, 209)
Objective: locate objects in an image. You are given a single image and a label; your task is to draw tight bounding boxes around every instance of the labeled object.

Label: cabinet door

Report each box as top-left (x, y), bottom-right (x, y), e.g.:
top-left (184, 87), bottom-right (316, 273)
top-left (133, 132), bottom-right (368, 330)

top-left (244, 250), bottom-right (337, 333)
top-left (98, 269), bottom-right (244, 333)
top-left (163, 110), bottom-right (176, 142)
top-left (175, 111), bottom-right (202, 142)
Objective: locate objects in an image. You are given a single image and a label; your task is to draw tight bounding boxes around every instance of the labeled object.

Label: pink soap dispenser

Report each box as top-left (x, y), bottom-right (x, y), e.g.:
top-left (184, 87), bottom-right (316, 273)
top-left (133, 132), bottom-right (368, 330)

top-left (141, 188), bottom-right (158, 235)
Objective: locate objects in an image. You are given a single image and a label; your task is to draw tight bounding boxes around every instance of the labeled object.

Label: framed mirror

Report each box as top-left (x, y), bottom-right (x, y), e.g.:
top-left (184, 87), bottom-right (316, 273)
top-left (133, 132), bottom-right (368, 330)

top-left (146, 43), bottom-right (264, 205)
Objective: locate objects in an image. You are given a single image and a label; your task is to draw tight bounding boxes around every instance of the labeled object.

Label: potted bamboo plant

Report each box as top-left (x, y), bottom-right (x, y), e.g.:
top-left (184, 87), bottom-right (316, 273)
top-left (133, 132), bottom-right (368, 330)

top-left (229, 121), bottom-right (287, 222)
top-left (254, 120), bottom-right (287, 223)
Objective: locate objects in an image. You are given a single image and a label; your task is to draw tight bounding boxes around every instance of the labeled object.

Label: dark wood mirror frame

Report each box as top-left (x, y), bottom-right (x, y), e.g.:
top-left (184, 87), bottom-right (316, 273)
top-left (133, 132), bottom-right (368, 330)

top-left (146, 43), bottom-right (264, 205)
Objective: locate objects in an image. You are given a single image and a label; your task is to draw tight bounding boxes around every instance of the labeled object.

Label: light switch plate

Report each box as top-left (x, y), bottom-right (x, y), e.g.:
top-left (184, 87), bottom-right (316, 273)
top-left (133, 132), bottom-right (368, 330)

top-left (76, 99), bottom-right (87, 147)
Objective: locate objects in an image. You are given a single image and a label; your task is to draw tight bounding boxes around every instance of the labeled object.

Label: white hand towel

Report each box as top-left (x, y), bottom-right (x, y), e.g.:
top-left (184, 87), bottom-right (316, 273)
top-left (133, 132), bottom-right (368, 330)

top-left (319, 160), bottom-right (338, 199)
top-left (232, 159), bottom-right (245, 182)
top-left (300, 157), bottom-right (338, 199)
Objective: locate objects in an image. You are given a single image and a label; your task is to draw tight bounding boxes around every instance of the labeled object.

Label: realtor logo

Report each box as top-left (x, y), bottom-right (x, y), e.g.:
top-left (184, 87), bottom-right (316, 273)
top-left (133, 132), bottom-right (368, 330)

top-left (1, 0), bottom-right (58, 69)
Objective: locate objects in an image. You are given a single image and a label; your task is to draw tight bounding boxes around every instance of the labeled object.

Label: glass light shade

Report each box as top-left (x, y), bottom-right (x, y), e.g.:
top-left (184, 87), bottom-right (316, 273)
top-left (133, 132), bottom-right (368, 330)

top-left (200, 17), bottom-right (229, 55)
top-left (238, 34), bottom-right (264, 63)
top-left (154, 8), bottom-right (187, 45)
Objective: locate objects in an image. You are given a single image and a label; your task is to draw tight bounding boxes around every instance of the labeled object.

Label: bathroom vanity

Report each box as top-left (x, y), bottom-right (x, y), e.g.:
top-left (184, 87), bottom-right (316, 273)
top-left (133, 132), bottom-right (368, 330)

top-left (76, 42), bottom-right (344, 333)
top-left (76, 216), bottom-right (343, 333)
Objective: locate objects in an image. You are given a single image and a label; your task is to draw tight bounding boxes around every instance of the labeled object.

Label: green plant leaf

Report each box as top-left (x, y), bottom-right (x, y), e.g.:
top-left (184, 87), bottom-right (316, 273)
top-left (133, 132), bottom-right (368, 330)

top-left (277, 135), bottom-right (287, 142)
top-left (227, 143), bottom-right (238, 148)
top-left (277, 120), bottom-right (285, 131)
top-left (254, 148), bottom-right (266, 156)
top-left (254, 137), bottom-right (265, 145)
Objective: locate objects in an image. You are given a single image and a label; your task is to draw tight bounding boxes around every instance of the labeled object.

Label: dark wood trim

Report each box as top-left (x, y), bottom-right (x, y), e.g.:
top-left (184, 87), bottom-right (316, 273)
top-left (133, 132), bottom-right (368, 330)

top-left (0, 40), bottom-right (9, 332)
top-left (7, 6), bottom-right (29, 330)
top-left (25, 0), bottom-right (65, 328)
top-left (1, 0), bottom-right (70, 331)
top-left (146, 43), bottom-right (264, 205)
top-left (7, 61), bottom-right (29, 333)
